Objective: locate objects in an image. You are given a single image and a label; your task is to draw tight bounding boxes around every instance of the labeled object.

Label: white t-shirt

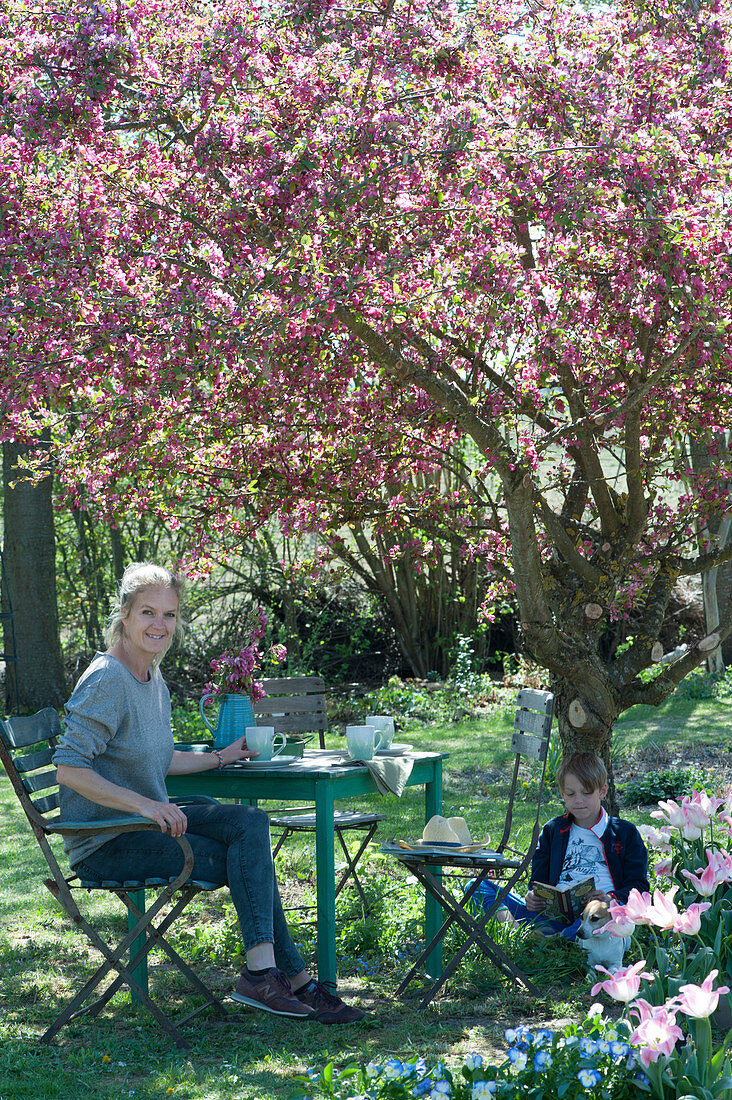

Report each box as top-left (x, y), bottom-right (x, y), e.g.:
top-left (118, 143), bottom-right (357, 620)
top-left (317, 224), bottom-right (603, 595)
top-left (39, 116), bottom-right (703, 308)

top-left (557, 807), bottom-right (614, 896)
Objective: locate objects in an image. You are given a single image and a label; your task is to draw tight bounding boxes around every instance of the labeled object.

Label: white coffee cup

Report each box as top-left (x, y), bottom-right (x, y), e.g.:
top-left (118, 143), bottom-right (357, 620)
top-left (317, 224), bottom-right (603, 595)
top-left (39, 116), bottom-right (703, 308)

top-left (245, 726), bottom-right (287, 761)
top-left (346, 724), bottom-right (384, 761)
top-left (365, 715), bottom-right (395, 750)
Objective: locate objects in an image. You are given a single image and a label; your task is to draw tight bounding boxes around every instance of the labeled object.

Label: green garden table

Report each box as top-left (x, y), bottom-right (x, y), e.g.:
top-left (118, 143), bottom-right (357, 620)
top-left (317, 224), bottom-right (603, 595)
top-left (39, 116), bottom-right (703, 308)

top-left (166, 749), bottom-right (446, 991)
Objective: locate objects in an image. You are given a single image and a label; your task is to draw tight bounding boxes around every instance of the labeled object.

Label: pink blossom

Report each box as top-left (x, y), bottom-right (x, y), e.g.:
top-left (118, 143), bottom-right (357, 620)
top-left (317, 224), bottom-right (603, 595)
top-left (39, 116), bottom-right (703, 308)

top-left (672, 902), bottom-right (711, 936)
top-left (603, 901), bottom-right (638, 937)
top-left (681, 848), bottom-right (732, 896)
top-left (637, 824), bottom-right (674, 852)
top-left (628, 999), bottom-right (684, 1067)
top-left (590, 960), bottom-right (653, 1003)
top-left (651, 799), bottom-right (686, 829)
top-left (622, 888), bottom-right (654, 925)
top-left (644, 886), bottom-right (680, 930)
top-left (673, 970), bottom-right (730, 1019)
top-left (653, 857), bottom-right (673, 879)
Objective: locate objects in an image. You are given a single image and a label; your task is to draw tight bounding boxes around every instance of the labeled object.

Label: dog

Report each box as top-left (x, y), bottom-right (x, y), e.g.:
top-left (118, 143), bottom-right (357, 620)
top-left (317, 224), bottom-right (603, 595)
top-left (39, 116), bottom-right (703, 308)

top-left (576, 898), bottom-right (628, 975)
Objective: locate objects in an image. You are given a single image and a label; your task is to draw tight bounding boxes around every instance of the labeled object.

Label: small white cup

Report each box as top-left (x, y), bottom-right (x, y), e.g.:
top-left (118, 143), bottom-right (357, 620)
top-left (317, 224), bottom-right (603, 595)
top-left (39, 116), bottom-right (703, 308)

top-left (346, 724), bottom-right (384, 761)
top-left (365, 715), bottom-right (395, 750)
top-left (245, 726), bottom-right (287, 761)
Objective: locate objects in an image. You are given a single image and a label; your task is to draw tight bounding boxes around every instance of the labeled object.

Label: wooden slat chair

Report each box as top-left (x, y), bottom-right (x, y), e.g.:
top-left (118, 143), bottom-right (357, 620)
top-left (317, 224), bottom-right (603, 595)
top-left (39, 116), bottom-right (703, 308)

top-left (255, 677), bottom-right (385, 911)
top-left (389, 687), bottom-right (555, 1004)
top-left (0, 708), bottom-right (228, 1049)
top-left (255, 676), bottom-right (329, 749)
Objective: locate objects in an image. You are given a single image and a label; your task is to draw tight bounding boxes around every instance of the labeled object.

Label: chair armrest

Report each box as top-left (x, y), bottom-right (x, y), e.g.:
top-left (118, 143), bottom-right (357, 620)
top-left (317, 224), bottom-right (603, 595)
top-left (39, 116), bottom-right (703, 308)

top-left (46, 816), bottom-right (159, 837)
top-left (169, 796), bottom-right (221, 806)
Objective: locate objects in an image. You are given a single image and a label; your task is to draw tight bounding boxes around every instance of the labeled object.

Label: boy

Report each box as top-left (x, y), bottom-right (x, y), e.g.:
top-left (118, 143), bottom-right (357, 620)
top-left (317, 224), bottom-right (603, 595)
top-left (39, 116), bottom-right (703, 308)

top-left (480, 751), bottom-right (649, 938)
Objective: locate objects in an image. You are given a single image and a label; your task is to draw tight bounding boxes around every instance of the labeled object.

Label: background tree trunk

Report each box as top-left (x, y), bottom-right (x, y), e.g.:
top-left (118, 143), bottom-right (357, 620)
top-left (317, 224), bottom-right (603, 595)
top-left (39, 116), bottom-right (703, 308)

top-left (2, 440), bottom-right (67, 711)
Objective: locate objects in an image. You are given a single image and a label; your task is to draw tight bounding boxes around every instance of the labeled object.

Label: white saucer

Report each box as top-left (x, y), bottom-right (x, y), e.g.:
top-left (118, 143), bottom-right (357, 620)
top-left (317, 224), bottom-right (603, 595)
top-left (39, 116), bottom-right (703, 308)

top-left (376, 743), bottom-right (413, 756)
top-left (228, 756), bottom-right (298, 769)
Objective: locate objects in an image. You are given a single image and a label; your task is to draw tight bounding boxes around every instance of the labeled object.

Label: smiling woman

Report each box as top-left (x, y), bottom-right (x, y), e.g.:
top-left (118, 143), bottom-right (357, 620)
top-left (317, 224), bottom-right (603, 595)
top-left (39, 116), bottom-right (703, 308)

top-left (51, 562), bottom-right (364, 1024)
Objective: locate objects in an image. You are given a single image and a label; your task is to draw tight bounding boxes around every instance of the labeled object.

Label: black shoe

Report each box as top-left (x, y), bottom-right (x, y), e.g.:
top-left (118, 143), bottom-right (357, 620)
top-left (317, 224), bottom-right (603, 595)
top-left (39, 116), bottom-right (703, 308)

top-left (295, 979), bottom-right (365, 1024)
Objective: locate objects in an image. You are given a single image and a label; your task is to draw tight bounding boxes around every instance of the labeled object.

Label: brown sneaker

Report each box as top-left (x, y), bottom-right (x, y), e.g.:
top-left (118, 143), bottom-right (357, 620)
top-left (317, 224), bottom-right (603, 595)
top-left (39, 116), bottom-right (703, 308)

top-left (231, 968), bottom-right (315, 1018)
top-left (294, 980), bottom-right (365, 1024)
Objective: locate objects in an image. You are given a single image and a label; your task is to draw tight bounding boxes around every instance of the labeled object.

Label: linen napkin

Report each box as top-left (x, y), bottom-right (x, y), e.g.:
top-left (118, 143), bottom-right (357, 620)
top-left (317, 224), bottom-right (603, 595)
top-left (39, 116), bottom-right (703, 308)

top-left (357, 754), bottom-right (414, 796)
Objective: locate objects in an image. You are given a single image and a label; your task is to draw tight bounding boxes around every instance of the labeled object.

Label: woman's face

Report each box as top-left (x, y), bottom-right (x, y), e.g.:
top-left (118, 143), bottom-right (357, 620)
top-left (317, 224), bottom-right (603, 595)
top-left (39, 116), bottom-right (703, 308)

top-left (121, 585), bottom-right (179, 662)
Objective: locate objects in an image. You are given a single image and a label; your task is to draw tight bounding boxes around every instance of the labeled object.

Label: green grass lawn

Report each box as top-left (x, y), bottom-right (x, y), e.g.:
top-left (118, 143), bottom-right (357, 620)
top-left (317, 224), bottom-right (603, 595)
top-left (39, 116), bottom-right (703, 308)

top-left (1, 692), bottom-right (731, 1100)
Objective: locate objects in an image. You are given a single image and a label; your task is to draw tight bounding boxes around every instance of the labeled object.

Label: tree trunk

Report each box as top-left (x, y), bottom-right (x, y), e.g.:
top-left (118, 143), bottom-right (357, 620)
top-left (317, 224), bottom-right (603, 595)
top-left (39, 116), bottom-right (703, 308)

top-left (2, 440), bottom-right (67, 711)
top-left (552, 672), bottom-right (620, 814)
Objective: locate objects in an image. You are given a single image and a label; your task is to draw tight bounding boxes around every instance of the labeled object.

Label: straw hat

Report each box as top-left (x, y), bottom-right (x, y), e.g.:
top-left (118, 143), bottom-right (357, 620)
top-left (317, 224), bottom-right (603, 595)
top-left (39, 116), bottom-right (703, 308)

top-left (422, 815), bottom-right (460, 843)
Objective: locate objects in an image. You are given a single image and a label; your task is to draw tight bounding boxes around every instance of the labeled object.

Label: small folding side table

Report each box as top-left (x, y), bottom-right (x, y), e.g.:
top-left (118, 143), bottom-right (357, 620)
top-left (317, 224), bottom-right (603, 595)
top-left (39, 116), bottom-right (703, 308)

top-left (383, 843), bottom-right (539, 1006)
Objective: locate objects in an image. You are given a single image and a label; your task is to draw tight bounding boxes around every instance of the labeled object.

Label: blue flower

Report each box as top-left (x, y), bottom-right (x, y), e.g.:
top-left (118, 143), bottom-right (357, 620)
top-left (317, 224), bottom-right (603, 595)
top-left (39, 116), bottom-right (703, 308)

top-left (507, 1049), bottom-right (527, 1072)
top-left (463, 1054), bottom-right (483, 1070)
top-left (365, 1063), bottom-right (381, 1079)
top-left (534, 1029), bottom-right (554, 1047)
top-left (577, 1068), bottom-right (602, 1087)
top-left (471, 1084), bottom-right (497, 1099)
top-left (533, 1050), bottom-right (552, 1071)
top-left (579, 1038), bottom-right (599, 1056)
top-left (384, 1059), bottom-right (406, 1080)
top-left (609, 1041), bottom-right (631, 1063)
top-left (413, 1078), bottom-right (433, 1097)
top-left (415, 1059), bottom-right (428, 1076)
top-left (429, 1081), bottom-right (451, 1099)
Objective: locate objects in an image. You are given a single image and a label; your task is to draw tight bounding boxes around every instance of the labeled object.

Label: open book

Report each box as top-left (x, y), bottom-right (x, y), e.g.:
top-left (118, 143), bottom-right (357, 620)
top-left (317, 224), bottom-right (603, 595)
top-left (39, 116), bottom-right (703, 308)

top-left (532, 877), bottom-right (595, 923)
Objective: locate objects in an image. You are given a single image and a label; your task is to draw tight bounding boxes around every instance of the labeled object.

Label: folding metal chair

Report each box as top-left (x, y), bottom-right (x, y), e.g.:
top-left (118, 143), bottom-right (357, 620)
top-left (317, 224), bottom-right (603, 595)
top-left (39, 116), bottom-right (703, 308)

top-left (385, 688), bottom-right (554, 1004)
top-left (0, 708), bottom-right (228, 1049)
top-left (255, 677), bottom-right (385, 910)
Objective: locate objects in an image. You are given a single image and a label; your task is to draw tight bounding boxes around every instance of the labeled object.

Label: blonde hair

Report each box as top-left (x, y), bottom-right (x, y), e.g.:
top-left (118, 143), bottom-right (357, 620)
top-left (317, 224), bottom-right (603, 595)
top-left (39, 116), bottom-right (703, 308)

top-left (556, 751), bottom-right (607, 794)
top-left (104, 562), bottom-right (186, 668)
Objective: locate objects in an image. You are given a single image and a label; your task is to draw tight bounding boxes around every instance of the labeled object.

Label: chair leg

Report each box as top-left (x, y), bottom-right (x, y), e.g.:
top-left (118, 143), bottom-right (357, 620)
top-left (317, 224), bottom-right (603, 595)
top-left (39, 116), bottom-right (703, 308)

top-left (271, 826), bottom-right (293, 860)
top-left (120, 889), bottom-right (229, 1018)
top-left (41, 877), bottom-right (220, 1049)
top-left (334, 824), bottom-right (378, 909)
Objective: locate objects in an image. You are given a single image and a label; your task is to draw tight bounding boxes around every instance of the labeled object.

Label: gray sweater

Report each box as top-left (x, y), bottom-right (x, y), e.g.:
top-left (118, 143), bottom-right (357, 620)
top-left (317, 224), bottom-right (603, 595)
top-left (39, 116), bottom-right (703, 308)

top-left (53, 653), bottom-right (174, 868)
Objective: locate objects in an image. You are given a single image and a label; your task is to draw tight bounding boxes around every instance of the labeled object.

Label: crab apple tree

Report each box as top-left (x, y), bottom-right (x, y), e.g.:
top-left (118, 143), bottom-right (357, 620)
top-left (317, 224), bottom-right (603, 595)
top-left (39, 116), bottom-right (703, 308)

top-left (2, 0), bottom-right (732, 778)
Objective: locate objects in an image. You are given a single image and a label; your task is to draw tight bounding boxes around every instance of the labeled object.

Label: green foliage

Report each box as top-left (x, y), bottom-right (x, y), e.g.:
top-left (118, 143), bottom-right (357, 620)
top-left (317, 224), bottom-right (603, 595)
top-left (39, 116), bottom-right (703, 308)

top-left (674, 667), bottom-right (732, 701)
top-left (620, 768), bottom-right (705, 806)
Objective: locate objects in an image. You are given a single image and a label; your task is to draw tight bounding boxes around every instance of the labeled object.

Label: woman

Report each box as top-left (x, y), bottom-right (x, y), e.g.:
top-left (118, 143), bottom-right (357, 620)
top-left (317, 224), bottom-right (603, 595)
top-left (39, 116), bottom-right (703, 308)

top-left (53, 562), bottom-right (363, 1025)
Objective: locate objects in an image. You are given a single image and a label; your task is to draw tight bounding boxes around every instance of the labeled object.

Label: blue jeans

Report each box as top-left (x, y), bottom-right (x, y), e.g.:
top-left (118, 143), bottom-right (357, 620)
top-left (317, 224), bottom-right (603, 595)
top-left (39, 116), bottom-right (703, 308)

top-left (477, 879), bottom-right (581, 940)
top-left (73, 803), bottom-right (306, 976)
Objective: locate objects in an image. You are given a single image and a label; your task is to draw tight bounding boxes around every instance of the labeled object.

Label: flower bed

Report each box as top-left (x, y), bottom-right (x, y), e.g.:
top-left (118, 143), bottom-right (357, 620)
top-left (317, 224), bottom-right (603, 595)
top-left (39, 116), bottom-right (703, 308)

top-left (293, 787), bottom-right (732, 1100)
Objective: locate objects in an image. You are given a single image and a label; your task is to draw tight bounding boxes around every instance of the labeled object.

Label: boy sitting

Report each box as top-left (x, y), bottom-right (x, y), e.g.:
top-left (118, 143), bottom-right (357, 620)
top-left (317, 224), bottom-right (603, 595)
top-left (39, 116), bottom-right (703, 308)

top-left (479, 751), bottom-right (649, 938)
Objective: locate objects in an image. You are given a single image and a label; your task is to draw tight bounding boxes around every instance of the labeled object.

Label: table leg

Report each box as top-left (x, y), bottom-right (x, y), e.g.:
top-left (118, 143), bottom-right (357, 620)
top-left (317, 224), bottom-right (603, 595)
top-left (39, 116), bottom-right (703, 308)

top-left (424, 759), bottom-right (443, 980)
top-left (314, 781), bottom-right (337, 991)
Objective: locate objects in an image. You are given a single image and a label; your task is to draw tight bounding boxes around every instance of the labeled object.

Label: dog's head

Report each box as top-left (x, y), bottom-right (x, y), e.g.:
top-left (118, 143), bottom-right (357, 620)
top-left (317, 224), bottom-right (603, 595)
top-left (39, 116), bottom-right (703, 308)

top-left (576, 898), bottom-right (612, 940)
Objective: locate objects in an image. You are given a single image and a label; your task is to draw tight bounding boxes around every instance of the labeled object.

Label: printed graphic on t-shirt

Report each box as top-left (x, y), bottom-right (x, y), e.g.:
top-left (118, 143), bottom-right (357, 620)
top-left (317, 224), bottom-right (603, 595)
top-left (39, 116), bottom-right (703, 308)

top-left (557, 826), bottom-right (613, 895)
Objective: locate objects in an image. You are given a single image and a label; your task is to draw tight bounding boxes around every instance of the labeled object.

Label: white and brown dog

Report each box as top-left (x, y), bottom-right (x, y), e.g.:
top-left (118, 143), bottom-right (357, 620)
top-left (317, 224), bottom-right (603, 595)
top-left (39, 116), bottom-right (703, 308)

top-left (576, 899), bottom-right (628, 975)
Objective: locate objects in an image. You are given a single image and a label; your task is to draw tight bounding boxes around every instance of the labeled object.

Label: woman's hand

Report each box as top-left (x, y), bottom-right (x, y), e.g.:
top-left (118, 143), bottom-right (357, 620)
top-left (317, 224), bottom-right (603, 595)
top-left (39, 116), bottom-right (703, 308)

top-left (218, 736), bottom-right (259, 766)
top-left (167, 737), bottom-right (259, 775)
top-left (137, 797), bottom-right (189, 836)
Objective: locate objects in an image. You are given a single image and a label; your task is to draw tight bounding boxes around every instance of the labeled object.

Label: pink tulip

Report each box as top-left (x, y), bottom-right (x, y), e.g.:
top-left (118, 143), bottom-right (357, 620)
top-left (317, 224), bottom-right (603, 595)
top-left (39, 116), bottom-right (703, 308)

top-left (652, 799), bottom-right (686, 828)
top-left (623, 888), bottom-right (654, 925)
top-left (673, 970), bottom-right (730, 1019)
top-left (644, 886), bottom-right (680, 930)
top-left (692, 790), bottom-right (726, 817)
top-left (653, 857), bottom-right (673, 878)
top-left (591, 960), bottom-right (653, 1003)
top-left (628, 999), bottom-right (684, 1067)
top-left (673, 902), bottom-right (712, 935)
top-left (604, 902), bottom-right (638, 937)
top-left (637, 824), bottom-right (674, 851)
top-left (681, 848), bottom-right (732, 896)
